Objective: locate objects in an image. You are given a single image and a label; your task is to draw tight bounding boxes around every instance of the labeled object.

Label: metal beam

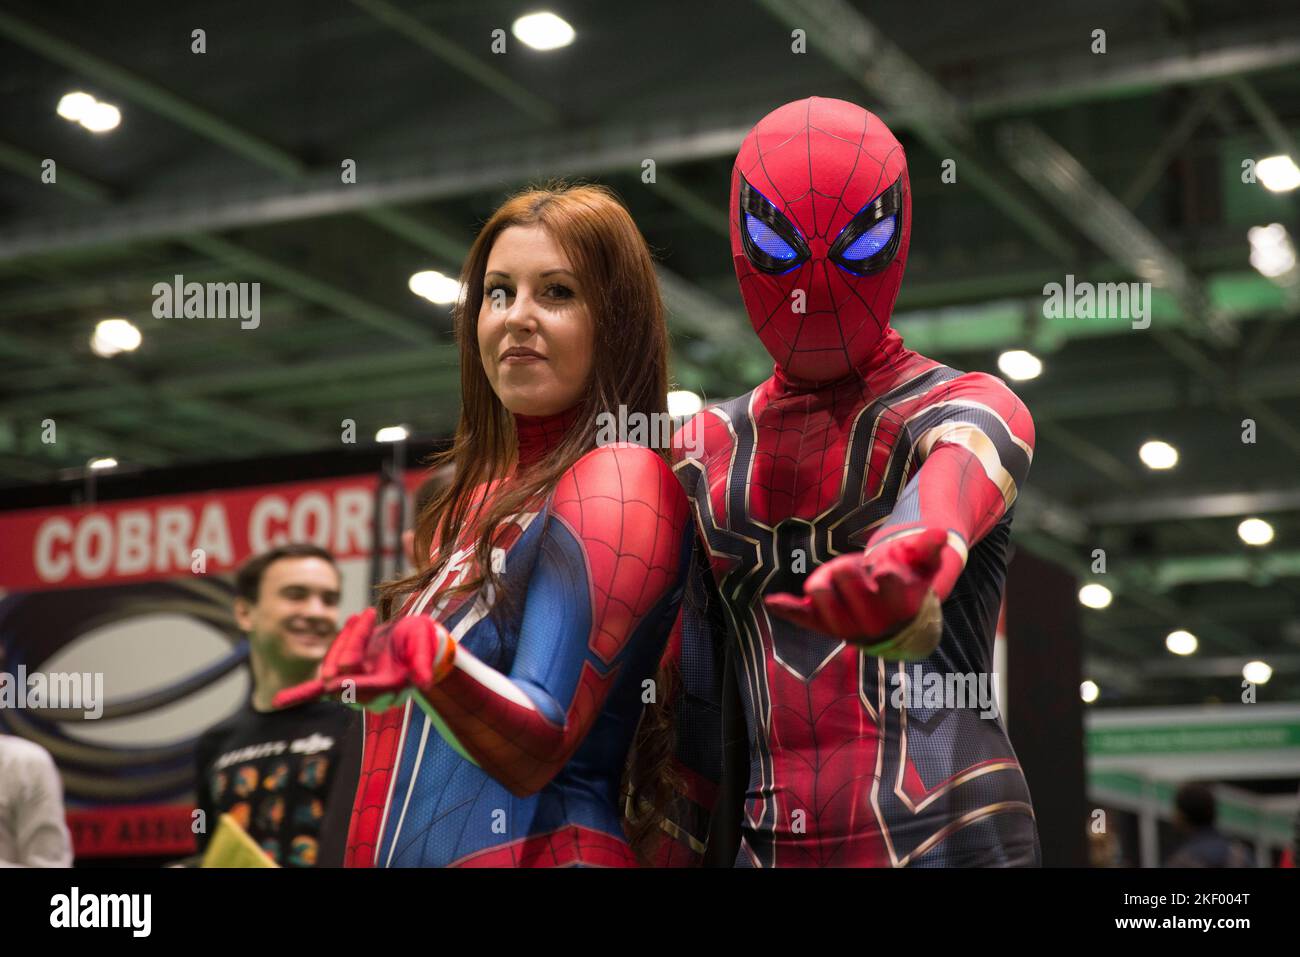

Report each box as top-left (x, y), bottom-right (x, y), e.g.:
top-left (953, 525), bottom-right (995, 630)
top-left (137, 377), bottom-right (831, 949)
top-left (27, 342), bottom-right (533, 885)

top-left (0, 139), bottom-right (113, 203)
top-left (0, 261), bottom-right (230, 317)
top-left (654, 172), bottom-right (730, 238)
top-left (0, 115), bottom-right (753, 262)
top-left (1128, 550), bottom-right (1300, 589)
top-left (895, 287), bottom-right (1292, 357)
top-left (354, 0), bottom-right (735, 243)
top-left (0, 8), bottom-right (470, 267)
top-left (0, 418), bottom-right (173, 471)
top-left (1029, 358), bottom-right (1300, 421)
top-left (0, 326), bottom-right (317, 453)
top-left (1013, 490), bottom-right (1257, 656)
top-left (0, 349), bottom-right (461, 418)
top-left (1013, 488), bottom-right (1089, 544)
top-left (0, 96), bottom-right (446, 465)
top-left (0, 9), bottom-right (304, 177)
top-left (656, 266), bottom-right (761, 355)
top-left (1099, 582), bottom-right (1254, 655)
top-left (1034, 418), bottom-right (1140, 488)
top-left (754, 0), bottom-right (966, 139)
top-left (305, 0), bottom-right (746, 362)
top-left (1228, 76), bottom-right (1300, 172)
top-left (1121, 85), bottom-right (1226, 209)
top-left (1146, 325), bottom-right (1300, 462)
top-left (0, 454), bottom-right (60, 484)
top-left (1081, 487), bottom-right (1300, 525)
top-left (1084, 655), bottom-right (1300, 700)
top-left (347, 0), bottom-right (560, 124)
top-left (964, 24), bottom-right (1300, 118)
top-left (997, 121), bottom-right (1232, 343)
top-left (179, 235), bottom-right (432, 345)
top-left (753, 0), bottom-right (1075, 261)
top-left (1013, 528), bottom-right (1252, 656)
top-left (897, 238), bottom-right (1283, 310)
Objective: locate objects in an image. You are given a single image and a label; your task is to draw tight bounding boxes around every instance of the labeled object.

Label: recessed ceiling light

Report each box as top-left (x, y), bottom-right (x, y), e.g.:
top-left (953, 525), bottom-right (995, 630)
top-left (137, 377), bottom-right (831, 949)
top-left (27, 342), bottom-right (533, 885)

top-left (1257, 155), bottom-right (1300, 193)
top-left (408, 270), bottom-right (461, 304)
top-left (512, 12), bottom-right (575, 51)
top-left (57, 91), bottom-right (94, 121)
top-left (1237, 517), bottom-right (1274, 546)
top-left (1242, 660), bottom-right (1272, 684)
top-left (1165, 630), bottom-right (1198, 655)
top-left (58, 91), bottom-right (121, 132)
top-left (1139, 439), bottom-right (1178, 470)
top-left (1078, 583), bottom-right (1113, 609)
top-left (91, 318), bottom-right (142, 357)
top-left (1247, 223), bottom-right (1296, 279)
top-left (997, 349), bottom-right (1042, 381)
top-left (80, 101), bottom-right (121, 133)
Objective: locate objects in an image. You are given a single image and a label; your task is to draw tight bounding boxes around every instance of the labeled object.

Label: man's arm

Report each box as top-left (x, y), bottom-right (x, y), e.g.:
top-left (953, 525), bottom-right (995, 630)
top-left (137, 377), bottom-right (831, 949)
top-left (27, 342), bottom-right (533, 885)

top-left (866, 370), bottom-right (1035, 598)
top-left (3, 742), bottom-right (72, 867)
top-left (766, 372), bottom-right (1035, 649)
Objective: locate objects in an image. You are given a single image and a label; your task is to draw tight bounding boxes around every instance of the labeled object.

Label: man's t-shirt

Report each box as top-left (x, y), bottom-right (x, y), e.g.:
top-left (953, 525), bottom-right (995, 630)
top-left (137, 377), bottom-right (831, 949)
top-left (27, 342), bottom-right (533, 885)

top-left (0, 735), bottom-right (73, 867)
top-left (194, 701), bottom-right (353, 867)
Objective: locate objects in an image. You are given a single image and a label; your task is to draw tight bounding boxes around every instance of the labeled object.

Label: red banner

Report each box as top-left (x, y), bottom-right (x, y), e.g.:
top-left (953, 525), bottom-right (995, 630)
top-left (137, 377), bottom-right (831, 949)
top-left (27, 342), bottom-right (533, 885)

top-left (67, 803), bottom-right (198, 859)
top-left (0, 471), bottom-right (425, 592)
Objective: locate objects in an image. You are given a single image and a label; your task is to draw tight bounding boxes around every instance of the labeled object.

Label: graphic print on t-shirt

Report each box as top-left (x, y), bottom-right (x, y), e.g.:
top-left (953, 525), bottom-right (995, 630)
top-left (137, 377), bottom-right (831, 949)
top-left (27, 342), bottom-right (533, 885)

top-left (196, 702), bottom-right (348, 867)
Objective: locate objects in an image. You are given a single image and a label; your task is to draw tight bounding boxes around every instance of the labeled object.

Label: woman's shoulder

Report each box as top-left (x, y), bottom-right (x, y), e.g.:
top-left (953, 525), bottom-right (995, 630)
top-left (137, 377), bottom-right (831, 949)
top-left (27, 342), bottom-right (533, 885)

top-left (569, 442), bottom-right (676, 483)
top-left (550, 443), bottom-right (686, 520)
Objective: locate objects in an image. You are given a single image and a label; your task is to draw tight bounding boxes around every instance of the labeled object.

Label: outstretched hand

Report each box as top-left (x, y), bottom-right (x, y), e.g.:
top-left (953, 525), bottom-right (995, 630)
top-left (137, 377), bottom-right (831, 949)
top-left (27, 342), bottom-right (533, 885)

top-left (273, 608), bottom-right (456, 712)
top-left (764, 528), bottom-right (948, 660)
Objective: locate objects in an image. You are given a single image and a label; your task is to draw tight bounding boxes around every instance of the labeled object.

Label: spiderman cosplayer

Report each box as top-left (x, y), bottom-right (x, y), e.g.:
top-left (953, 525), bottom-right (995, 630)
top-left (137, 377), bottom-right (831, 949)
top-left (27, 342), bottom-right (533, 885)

top-left (278, 185), bottom-right (690, 867)
top-left (662, 97), bottom-right (1041, 867)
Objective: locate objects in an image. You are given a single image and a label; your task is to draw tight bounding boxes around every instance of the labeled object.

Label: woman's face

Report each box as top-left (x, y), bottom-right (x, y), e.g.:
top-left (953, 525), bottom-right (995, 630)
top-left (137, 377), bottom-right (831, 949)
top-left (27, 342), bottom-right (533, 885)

top-left (478, 224), bottom-right (594, 417)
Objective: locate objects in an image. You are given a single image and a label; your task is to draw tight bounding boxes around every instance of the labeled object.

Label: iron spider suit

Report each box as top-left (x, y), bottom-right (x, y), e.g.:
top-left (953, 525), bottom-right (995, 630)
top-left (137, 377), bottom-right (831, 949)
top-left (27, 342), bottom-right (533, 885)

top-left (278, 409), bottom-right (691, 867)
top-left (663, 98), bottom-right (1040, 867)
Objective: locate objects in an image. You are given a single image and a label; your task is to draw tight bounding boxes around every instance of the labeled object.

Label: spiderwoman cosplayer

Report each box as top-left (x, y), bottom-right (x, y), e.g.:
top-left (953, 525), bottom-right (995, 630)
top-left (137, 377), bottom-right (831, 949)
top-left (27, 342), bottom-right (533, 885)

top-left (277, 184), bottom-right (691, 867)
top-left (659, 97), bottom-right (1041, 868)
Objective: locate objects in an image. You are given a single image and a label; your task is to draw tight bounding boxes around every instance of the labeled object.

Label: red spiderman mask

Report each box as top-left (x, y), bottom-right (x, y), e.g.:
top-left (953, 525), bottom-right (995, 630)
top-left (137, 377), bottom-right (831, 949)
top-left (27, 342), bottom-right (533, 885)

top-left (730, 97), bottom-right (911, 387)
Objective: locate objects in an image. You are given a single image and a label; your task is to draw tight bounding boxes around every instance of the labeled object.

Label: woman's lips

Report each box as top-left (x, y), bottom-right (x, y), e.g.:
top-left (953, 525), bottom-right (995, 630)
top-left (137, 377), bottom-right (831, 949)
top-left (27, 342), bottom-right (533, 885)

top-left (501, 351), bottom-right (545, 364)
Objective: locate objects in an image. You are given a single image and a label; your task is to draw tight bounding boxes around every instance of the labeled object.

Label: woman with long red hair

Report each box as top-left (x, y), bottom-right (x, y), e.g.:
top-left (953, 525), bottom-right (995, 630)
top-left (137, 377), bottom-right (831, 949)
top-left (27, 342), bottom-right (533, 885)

top-left (277, 182), bottom-right (690, 867)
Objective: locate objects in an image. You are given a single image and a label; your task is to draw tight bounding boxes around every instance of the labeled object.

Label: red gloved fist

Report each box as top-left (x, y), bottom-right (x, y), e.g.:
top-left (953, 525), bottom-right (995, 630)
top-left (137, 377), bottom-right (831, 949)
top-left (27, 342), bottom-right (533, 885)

top-left (764, 528), bottom-right (948, 659)
top-left (273, 609), bottom-right (456, 711)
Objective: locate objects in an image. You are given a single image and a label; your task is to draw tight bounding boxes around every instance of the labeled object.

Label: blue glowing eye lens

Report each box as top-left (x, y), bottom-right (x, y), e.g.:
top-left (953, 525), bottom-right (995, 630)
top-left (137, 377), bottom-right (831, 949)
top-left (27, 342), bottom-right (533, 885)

top-left (842, 214), bottom-right (896, 260)
top-left (745, 212), bottom-right (798, 261)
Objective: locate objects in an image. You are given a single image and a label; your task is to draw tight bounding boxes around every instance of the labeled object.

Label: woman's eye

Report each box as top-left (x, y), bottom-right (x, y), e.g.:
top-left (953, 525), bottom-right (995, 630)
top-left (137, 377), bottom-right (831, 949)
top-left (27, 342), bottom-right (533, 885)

top-left (545, 284), bottom-right (573, 299)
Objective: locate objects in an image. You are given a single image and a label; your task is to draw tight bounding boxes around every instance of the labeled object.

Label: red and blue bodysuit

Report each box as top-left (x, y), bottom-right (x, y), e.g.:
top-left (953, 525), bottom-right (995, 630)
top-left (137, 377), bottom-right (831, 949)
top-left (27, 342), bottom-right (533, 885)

top-left (665, 97), bottom-right (1041, 867)
top-left (284, 409), bottom-right (691, 867)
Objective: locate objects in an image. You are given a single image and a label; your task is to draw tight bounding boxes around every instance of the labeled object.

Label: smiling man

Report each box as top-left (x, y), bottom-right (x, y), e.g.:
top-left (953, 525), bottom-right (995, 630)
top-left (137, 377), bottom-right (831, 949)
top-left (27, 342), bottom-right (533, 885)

top-left (194, 544), bottom-right (352, 866)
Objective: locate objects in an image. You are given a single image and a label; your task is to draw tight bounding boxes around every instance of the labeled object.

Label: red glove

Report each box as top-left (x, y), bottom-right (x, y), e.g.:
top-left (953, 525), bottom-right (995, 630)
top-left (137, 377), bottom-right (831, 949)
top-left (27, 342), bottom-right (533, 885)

top-left (273, 608), bottom-right (456, 711)
top-left (764, 528), bottom-right (948, 660)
